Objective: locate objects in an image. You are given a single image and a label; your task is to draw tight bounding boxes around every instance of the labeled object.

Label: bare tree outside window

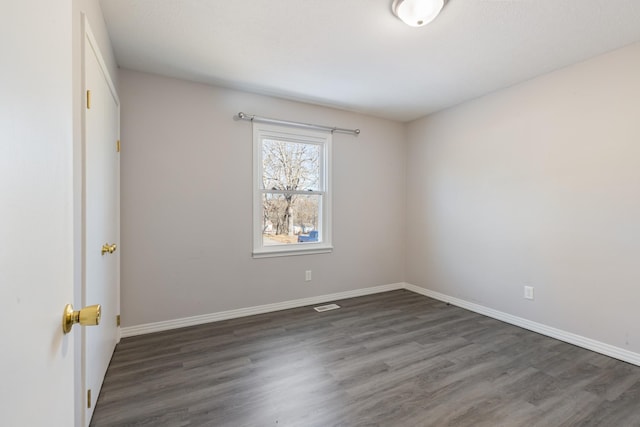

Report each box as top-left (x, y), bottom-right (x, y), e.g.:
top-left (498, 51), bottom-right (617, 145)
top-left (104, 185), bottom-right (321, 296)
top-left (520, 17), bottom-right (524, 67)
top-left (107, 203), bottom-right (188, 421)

top-left (253, 123), bottom-right (332, 256)
top-left (261, 139), bottom-right (320, 243)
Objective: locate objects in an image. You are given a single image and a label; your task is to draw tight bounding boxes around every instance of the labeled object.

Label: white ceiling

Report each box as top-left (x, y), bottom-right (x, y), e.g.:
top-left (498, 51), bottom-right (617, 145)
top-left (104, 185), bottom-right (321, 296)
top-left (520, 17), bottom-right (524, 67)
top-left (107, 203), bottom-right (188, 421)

top-left (99, 0), bottom-right (640, 122)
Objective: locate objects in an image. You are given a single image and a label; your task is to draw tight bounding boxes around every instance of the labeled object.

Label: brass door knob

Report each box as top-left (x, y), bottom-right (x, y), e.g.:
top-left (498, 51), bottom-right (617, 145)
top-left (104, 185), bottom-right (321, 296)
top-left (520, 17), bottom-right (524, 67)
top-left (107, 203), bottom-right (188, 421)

top-left (62, 304), bottom-right (101, 334)
top-left (101, 243), bottom-right (117, 255)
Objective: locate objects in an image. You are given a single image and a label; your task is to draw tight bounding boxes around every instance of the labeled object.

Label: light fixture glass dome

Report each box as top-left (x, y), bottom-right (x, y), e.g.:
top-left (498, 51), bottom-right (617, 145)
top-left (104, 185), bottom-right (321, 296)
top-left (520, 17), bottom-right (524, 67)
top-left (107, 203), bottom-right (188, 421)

top-left (392, 0), bottom-right (444, 27)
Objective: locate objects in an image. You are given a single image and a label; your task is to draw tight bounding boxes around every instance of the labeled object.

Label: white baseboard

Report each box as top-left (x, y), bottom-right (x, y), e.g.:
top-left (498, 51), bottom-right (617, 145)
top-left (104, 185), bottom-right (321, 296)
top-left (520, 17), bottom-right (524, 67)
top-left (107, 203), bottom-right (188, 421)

top-left (120, 281), bottom-right (640, 367)
top-left (121, 282), bottom-right (404, 338)
top-left (403, 282), bottom-right (640, 367)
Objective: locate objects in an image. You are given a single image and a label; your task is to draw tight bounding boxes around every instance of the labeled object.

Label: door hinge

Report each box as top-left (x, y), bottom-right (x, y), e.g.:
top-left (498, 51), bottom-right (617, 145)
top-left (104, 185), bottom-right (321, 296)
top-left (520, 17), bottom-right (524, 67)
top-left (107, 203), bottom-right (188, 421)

top-left (86, 90), bottom-right (91, 109)
top-left (87, 389), bottom-right (92, 408)
top-left (116, 314), bottom-right (121, 327)
top-left (116, 139), bottom-right (120, 153)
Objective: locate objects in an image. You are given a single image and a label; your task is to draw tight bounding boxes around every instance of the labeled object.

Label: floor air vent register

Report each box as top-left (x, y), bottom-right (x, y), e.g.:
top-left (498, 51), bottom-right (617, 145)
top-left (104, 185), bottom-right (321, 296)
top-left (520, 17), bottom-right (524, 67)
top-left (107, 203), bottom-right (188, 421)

top-left (313, 304), bottom-right (341, 312)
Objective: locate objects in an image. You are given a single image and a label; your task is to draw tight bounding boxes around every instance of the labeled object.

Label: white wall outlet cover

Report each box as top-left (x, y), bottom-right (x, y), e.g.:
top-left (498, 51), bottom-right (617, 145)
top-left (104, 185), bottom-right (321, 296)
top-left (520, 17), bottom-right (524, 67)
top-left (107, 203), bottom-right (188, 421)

top-left (524, 286), bottom-right (534, 300)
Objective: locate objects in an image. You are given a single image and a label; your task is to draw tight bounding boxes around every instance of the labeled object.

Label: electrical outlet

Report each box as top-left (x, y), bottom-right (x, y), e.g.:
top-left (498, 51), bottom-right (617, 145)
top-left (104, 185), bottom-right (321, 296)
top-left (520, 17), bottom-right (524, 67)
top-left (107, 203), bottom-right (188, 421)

top-left (524, 285), bottom-right (534, 300)
top-left (305, 270), bottom-right (312, 281)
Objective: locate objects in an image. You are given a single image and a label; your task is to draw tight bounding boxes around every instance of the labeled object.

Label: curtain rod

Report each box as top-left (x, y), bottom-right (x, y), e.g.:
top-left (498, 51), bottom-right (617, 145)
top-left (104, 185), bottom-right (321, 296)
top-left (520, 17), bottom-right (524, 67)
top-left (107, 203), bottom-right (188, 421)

top-left (235, 112), bottom-right (360, 136)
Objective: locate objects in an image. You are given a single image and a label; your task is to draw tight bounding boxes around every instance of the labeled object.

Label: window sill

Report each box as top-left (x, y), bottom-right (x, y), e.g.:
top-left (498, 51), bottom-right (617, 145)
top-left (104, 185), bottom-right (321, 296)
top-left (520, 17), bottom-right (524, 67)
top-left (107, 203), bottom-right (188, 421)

top-left (252, 245), bottom-right (333, 259)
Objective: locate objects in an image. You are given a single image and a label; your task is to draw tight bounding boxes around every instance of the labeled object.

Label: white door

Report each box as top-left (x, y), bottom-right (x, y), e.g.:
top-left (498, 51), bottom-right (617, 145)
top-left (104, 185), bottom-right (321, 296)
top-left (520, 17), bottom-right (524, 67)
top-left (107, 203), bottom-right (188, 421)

top-left (0, 1), bottom-right (76, 425)
top-left (83, 22), bottom-right (120, 425)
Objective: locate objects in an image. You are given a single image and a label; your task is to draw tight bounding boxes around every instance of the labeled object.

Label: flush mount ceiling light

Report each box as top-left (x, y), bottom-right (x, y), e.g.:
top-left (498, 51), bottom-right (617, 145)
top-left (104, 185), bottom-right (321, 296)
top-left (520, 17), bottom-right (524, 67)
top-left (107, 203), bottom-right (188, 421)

top-left (392, 0), bottom-right (444, 27)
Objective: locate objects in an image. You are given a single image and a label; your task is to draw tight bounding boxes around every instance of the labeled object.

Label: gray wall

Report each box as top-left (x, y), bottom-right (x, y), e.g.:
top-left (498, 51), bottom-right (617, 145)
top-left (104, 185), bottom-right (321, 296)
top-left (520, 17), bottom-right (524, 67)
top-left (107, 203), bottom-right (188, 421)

top-left (406, 42), bottom-right (640, 354)
top-left (119, 69), bottom-right (406, 327)
top-left (118, 39), bottom-right (640, 358)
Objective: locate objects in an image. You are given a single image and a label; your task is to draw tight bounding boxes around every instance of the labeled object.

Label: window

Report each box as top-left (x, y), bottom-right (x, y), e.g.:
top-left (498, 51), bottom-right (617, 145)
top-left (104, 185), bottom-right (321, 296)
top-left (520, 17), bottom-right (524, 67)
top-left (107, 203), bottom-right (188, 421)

top-left (253, 123), bottom-right (332, 257)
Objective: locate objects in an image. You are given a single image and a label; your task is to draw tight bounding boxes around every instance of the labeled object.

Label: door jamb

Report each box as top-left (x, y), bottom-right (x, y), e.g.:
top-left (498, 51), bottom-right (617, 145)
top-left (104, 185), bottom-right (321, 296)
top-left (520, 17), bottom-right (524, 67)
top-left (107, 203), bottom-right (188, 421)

top-left (77, 14), bottom-right (121, 426)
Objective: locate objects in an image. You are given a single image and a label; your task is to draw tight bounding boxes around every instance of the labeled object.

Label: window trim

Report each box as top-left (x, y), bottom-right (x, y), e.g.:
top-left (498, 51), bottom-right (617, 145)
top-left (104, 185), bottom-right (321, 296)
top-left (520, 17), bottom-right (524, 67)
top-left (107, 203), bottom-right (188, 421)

top-left (252, 123), bottom-right (332, 258)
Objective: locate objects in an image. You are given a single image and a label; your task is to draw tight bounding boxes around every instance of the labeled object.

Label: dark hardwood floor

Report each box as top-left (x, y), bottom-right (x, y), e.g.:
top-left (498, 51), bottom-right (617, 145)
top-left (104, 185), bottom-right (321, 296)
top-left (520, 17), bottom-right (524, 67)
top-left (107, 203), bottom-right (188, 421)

top-left (91, 290), bottom-right (640, 426)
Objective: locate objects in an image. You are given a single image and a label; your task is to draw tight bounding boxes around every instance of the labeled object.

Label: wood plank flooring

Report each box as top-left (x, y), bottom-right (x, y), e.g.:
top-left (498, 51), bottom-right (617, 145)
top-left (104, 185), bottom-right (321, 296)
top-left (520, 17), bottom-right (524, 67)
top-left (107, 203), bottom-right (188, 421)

top-left (90, 290), bottom-right (640, 426)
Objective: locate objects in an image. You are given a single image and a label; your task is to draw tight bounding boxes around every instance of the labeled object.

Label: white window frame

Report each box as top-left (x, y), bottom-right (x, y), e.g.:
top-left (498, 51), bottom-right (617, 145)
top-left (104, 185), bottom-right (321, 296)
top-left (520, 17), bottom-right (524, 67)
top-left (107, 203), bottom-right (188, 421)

top-left (252, 122), bottom-right (332, 258)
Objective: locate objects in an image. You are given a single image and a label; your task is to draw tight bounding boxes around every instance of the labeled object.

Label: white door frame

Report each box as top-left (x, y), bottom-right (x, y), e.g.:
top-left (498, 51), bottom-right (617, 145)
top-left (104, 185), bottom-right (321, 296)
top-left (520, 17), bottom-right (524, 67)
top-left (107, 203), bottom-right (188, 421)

top-left (79, 14), bottom-right (121, 425)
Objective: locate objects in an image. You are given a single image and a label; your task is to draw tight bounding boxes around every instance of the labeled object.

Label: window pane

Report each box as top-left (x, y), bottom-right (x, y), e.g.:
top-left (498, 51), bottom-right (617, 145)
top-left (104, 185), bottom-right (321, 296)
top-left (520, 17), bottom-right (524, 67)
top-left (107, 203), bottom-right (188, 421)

top-left (262, 193), bottom-right (320, 246)
top-left (262, 139), bottom-right (321, 191)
